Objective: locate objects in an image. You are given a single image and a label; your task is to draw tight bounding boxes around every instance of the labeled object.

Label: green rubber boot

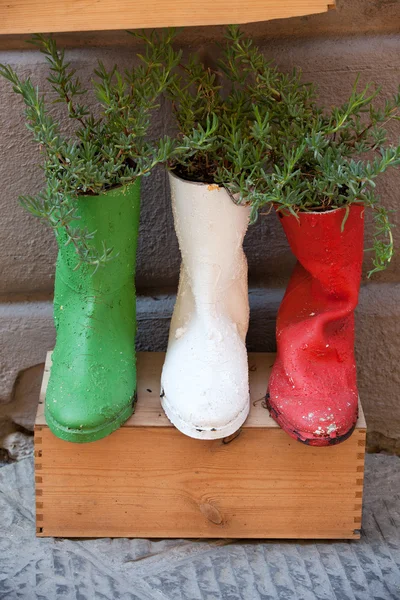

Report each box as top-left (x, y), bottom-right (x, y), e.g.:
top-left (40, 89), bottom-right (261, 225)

top-left (45, 180), bottom-right (141, 443)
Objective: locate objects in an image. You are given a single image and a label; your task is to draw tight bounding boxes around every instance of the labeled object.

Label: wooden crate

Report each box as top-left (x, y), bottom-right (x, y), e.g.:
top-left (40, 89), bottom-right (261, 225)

top-left (0, 1), bottom-right (335, 35)
top-left (35, 352), bottom-right (366, 539)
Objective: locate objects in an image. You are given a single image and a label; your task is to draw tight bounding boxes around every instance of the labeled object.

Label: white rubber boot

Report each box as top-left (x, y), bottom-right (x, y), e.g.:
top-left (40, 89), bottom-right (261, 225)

top-left (161, 172), bottom-right (251, 439)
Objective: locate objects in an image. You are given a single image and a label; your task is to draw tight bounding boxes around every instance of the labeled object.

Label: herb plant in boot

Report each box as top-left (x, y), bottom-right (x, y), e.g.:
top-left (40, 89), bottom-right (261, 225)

top-left (158, 26), bottom-right (310, 439)
top-left (0, 32), bottom-right (182, 442)
top-left (236, 71), bottom-right (400, 446)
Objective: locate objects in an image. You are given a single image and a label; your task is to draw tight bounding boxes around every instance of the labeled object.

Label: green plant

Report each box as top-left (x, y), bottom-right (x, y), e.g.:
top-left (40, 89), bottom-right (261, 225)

top-left (165, 25), bottom-right (314, 188)
top-left (238, 73), bottom-right (400, 275)
top-left (229, 44), bottom-right (400, 275)
top-left (166, 25), bottom-right (400, 275)
top-left (0, 31), bottom-right (215, 270)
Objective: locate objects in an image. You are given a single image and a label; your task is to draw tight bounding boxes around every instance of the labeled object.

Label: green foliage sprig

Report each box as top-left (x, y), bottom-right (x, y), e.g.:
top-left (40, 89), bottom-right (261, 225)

top-left (236, 73), bottom-right (400, 275)
top-left (166, 25), bottom-right (400, 275)
top-left (165, 25), bottom-right (313, 187)
top-left (0, 31), bottom-right (206, 270)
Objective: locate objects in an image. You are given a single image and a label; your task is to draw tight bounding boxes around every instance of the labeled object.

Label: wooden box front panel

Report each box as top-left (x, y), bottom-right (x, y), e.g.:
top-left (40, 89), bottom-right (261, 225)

top-left (0, 1), bottom-right (335, 35)
top-left (35, 353), bottom-right (365, 539)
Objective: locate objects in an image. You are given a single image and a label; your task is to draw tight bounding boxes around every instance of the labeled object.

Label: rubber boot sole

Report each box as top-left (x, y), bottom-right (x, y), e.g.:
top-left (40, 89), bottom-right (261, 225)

top-left (45, 398), bottom-right (135, 443)
top-left (161, 393), bottom-right (250, 440)
top-left (265, 392), bottom-right (358, 447)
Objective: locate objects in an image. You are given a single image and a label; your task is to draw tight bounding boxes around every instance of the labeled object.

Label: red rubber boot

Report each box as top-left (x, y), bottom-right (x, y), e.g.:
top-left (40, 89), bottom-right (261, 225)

top-left (266, 206), bottom-right (365, 446)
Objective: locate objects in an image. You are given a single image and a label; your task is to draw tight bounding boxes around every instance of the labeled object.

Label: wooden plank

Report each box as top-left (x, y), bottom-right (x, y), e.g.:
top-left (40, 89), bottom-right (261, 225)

top-left (35, 426), bottom-right (366, 539)
top-left (36, 351), bottom-right (366, 429)
top-left (35, 351), bottom-right (366, 539)
top-left (0, 1), bottom-right (334, 35)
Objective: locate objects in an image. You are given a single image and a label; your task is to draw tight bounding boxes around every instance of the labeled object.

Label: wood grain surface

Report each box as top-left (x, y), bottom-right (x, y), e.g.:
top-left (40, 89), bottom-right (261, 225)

top-left (0, 1), bottom-right (335, 34)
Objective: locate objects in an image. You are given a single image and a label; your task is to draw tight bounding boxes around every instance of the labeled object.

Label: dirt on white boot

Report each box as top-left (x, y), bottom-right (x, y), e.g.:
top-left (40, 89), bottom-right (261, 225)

top-left (161, 172), bottom-right (251, 439)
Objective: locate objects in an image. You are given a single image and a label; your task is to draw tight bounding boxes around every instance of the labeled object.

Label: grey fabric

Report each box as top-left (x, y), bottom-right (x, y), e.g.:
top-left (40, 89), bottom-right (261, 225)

top-left (0, 454), bottom-right (399, 599)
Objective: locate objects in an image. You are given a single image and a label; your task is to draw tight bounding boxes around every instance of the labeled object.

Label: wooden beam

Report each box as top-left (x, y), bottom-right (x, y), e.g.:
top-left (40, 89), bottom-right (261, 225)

top-left (0, 1), bottom-right (334, 35)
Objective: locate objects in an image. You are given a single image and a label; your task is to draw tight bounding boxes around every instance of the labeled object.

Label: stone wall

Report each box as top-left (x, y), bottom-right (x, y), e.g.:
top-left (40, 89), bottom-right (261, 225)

top-left (1, 0), bottom-right (400, 457)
